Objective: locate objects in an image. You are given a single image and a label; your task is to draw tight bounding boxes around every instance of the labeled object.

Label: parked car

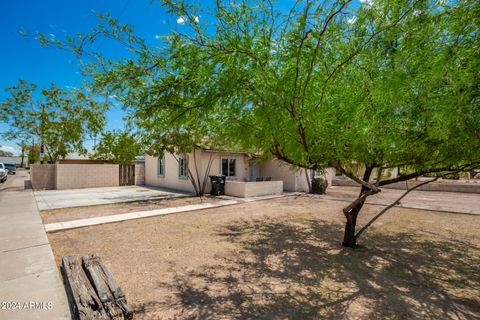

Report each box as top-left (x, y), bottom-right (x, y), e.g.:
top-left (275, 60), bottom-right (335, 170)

top-left (4, 163), bottom-right (16, 175)
top-left (0, 163), bottom-right (7, 183)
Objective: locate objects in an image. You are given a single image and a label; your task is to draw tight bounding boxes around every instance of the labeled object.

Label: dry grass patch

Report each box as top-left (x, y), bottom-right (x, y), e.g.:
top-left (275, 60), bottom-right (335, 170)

top-left (48, 196), bottom-right (480, 319)
top-left (41, 196), bottom-right (223, 224)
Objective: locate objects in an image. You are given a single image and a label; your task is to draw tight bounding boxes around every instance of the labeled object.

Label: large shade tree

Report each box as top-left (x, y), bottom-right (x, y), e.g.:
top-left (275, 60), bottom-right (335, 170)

top-left (1, 80), bottom-right (107, 163)
top-left (40, 0), bottom-right (480, 247)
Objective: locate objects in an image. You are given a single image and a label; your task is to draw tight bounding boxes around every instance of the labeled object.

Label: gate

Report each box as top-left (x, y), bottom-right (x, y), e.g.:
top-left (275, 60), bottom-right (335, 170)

top-left (119, 164), bottom-right (135, 186)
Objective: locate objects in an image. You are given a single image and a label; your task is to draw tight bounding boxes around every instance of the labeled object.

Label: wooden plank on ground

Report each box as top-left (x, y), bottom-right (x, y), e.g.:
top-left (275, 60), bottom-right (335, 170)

top-left (83, 254), bottom-right (133, 320)
top-left (61, 256), bottom-right (108, 320)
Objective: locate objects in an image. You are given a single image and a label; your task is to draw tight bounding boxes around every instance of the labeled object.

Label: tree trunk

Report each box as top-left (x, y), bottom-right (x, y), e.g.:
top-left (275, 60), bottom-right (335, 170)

top-left (20, 147), bottom-right (25, 168)
top-left (342, 199), bottom-right (365, 247)
top-left (341, 166), bottom-right (373, 248)
top-left (304, 168), bottom-right (312, 193)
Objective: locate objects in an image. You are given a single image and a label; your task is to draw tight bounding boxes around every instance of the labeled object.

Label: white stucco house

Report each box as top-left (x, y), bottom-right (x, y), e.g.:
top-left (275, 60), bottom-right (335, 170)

top-left (145, 148), bottom-right (334, 197)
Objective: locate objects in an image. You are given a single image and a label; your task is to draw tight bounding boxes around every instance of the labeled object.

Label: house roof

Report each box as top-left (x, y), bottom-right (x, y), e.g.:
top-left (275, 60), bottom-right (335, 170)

top-left (65, 152), bottom-right (90, 160)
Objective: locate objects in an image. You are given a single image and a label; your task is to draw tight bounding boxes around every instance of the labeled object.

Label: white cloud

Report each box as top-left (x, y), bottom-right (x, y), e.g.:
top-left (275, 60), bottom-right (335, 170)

top-left (155, 34), bottom-right (161, 39)
top-left (347, 16), bottom-right (357, 24)
top-left (176, 16), bottom-right (187, 24)
top-left (360, 0), bottom-right (374, 7)
top-left (193, 16), bottom-right (200, 23)
top-left (0, 145), bottom-right (18, 155)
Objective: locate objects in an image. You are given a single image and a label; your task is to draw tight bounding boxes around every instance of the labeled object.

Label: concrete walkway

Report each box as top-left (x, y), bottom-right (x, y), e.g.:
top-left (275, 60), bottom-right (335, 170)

top-left (34, 185), bottom-right (190, 211)
top-left (0, 171), bottom-right (70, 320)
top-left (45, 193), bottom-right (297, 232)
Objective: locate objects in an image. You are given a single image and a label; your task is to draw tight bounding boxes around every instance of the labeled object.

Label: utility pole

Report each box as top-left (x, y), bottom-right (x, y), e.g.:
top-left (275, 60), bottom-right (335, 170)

top-left (39, 104), bottom-right (45, 164)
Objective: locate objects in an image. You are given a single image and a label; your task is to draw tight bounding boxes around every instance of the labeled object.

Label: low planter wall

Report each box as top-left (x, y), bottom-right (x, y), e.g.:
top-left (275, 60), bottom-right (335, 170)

top-left (225, 180), bottom-right (283, 198)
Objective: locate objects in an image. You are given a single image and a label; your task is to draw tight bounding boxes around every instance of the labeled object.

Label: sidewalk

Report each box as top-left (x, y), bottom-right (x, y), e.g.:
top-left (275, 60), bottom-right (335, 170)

top-left (0, 171), bottom-right (70, 320)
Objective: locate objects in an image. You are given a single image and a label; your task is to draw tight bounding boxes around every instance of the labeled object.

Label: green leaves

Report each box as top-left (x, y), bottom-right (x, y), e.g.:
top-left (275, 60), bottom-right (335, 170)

top-left (0, 80), bottom-right (107, 162)
top-left (92, 130), bottom-right (141, 164)
top-left (35, 0), bottom-right (479, 174)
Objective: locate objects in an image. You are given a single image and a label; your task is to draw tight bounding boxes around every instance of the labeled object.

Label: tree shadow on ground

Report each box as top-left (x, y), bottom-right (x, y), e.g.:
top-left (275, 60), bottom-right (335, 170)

top-left (134, 218), bottom-right (480, 319)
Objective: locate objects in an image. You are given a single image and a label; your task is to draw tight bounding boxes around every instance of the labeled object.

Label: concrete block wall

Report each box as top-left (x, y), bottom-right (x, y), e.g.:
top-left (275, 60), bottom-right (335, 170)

top-left (55, 164), bottom-right (119, 190)
top-left (135, 163), bottom-right (145, 185)
top-left (30, 164), bottom-right (56, 190)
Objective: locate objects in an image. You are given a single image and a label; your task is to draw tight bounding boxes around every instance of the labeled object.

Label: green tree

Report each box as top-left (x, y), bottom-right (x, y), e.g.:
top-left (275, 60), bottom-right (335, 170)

top-left (39, 0), bottom-right (479, 247)
top-left (27, 142), bottom-right (40, 165)
top-left (92, 130), bottom-right (142, 164)
top-left (1, 80), bottom-right (107, 163)
top-left (17, 141), bottom-right (29, 167)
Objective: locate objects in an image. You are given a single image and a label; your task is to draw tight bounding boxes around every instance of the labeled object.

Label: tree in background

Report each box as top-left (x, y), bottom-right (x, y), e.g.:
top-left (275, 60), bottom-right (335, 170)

top-left (27, 142), bottom-right (40, 165)
top-left (0, 80), bottom-right (107, 163)
top-left (17, 141), bottom-right (29, 167)
top-left (92, 130), bottom-right (142, 164)
top-left (39, 0), bottom-right (479, 247)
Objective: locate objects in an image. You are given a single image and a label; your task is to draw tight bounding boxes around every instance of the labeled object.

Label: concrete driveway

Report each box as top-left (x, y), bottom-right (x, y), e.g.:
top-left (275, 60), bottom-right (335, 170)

top-left (34, 185), bottom-right (191, 211)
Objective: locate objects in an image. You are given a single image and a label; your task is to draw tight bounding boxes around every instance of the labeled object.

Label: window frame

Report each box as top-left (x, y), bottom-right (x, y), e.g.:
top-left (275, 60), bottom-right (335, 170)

top-left (220, 157), bottom-right (237, 179)
top-left (178, 154), bottom-right (189, 179)
top-left (157, 154), bottom-right (165, 177)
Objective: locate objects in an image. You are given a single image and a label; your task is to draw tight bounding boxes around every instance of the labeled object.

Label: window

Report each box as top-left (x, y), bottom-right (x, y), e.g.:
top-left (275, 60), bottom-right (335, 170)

top-left (157, 154), bottom-right (165, 177)
top-left (335, 168), bottom-right (343, 177)
top-left (221, 157), bottom-right (236, 177)
top-left (178, 154), bottom-right (189, 179)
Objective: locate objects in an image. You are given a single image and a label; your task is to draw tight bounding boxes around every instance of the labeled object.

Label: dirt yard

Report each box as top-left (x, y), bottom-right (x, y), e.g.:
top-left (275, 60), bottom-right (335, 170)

top-left (41, 196), bottom-right (223, 224)
top-left (48, 196), bottom-right (480, 320)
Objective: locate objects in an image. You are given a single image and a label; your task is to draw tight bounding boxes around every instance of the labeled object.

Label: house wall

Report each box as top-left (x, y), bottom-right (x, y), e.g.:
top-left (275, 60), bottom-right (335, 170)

top-left (31, 164), bottom-right (56, 190)
top-left (259, 160), bottom-right (335, 192)
top-left (260, 159), bottom-right (302, 191)
top-left (145, 150), bottom-right (250, 194)
top-left (55, 164), bottom-right (119, 190)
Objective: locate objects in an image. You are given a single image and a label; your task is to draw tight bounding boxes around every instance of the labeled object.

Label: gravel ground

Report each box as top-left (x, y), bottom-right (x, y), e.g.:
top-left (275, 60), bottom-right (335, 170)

top-left (48, 196), bottom-right (480, 320)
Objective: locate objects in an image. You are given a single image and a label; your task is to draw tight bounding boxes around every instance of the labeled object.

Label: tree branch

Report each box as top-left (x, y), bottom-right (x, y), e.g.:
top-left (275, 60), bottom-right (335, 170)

top-left (333, 163), bottom-right (379, 192)
top-left (355, 176), bottom-right (440, 239)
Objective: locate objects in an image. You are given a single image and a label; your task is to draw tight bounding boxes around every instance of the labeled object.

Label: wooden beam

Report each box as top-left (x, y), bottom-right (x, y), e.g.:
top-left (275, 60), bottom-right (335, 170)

top-left (83, 254), bottom-right (133, 320)
top-left (61, 256), bottom-right (108, 320)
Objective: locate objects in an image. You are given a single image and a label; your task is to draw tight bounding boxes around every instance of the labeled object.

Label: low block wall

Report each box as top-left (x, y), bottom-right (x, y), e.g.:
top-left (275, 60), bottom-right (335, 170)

top-left (135, 164), bottom-right (145, 185)
top-left (31, 164), bottom-right (56, 190)
top-left (332, 178), bottom-right (480, 194)
top-left (55, 164), bottom-right (119, 190)
top-left (225, 180), bottom-right (283, 198)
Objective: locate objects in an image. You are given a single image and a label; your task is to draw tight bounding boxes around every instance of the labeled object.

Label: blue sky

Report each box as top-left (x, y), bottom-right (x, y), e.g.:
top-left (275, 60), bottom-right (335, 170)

top-left (0, 0), bottom-right (175, 154)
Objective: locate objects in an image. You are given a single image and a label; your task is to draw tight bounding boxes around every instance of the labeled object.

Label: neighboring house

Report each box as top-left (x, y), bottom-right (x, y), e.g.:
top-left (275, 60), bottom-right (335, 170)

top-left (145, 148), bottom-right (334, 197)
